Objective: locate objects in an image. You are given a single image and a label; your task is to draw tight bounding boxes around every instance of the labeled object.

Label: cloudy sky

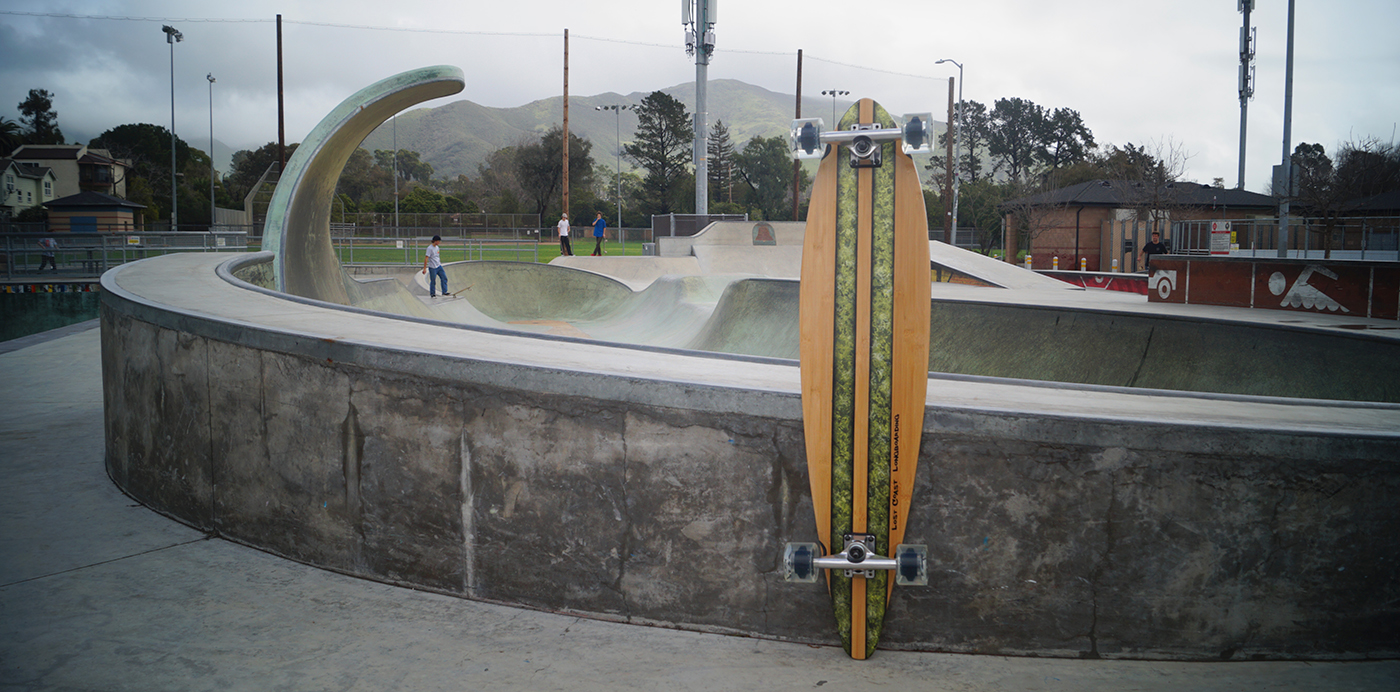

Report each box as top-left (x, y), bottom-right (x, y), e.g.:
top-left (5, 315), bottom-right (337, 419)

top-left (2, 0), bottom-right (1397, 193)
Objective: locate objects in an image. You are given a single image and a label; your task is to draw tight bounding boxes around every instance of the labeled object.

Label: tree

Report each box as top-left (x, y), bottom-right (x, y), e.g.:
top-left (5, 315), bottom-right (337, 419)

top-left (735, 135), bottom-right (807, 221)
top-left (336, 148), bottom-right (393, 204)
top-left (17, 89), bottom-right (64, 145)
top-left (226, 141), bottom-right (298, 204)
top-left (957, 100), bottom-right (990, 182)
top-left (374, 149), bottom-right (434, 183)
top-left (957, 179), bottom-right (1011, 254)
top-left (90, 123), bottom-right (189, 180)
top-left (987, 98), bottom-right (1047, 184)
top-left (0, 116), bottom-right (23, 154)
top-left (1292, 138), bottom-right (1400, 257)
top-left (707, 119), bottom-right (736, 205)
top-left (623, 91), bottom-right (693, 215)
top-left (1038, 107), bottom-right (1096, 171)
top-left (513, 126), bottom-right (595, 218)
top-left (90, 123), bottom-right (201, 221)
top-left (474, 146), bottom-right (526, 214)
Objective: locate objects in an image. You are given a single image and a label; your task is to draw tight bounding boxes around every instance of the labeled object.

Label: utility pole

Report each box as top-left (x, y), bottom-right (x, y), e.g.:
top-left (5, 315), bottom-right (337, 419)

top-left (277, 14), bottom-right (285, 171)
top-left (684, 1), bottom-right (715, 216)
top-left (563, 29), bottom-right (570, 220)
top-left (1237, 0), bottom-right (1256, 189)
top-left (793, 49), bottom-right (802, 221)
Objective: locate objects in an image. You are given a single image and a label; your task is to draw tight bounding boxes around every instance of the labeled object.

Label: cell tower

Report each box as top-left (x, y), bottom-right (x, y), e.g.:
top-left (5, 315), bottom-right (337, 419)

top-left (683, 0), bottom-right (716, 215)
top-left (1237, 0), bottom-right (1256, 190)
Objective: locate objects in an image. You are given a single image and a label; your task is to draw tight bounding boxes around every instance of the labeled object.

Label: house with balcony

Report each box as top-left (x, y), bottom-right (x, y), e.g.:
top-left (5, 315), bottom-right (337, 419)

top-left (7, 144), bottom-right (129, 200)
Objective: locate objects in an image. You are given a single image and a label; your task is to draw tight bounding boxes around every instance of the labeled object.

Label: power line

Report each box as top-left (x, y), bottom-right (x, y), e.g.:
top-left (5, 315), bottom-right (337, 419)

top-left (0, 10), bottom-right (940, 82)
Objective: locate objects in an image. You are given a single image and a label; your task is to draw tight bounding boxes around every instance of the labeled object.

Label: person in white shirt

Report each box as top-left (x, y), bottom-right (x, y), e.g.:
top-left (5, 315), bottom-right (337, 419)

top-left (421, 234), bottom-right (447, 297)
top-left (556, 213), bottom-right (573, 256)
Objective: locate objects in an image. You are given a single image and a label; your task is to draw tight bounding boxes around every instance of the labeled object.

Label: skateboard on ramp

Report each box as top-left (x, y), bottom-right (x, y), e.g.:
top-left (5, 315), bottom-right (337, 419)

top-left (782, 98), bottom-right (933, 659)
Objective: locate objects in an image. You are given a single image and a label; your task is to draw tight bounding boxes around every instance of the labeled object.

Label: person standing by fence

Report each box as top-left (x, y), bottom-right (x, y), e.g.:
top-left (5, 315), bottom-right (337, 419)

top-left (37, 237), bottom-right (58, 273)
top-left (591, 212), bottom-right (607, 256)
top-left (421, 235), bottom-right (447, 298)
top-left (556, 213), bottom-right (573, 256)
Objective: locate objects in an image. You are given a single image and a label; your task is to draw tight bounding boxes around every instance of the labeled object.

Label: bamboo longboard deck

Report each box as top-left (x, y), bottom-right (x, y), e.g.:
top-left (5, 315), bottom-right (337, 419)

top-left (799, 99), bottom-right (932, 659)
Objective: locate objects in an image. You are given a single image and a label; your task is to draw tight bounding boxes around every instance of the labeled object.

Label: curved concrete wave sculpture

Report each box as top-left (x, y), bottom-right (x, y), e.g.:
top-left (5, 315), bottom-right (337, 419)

top-left (261, 65), bottom-right (465, 303)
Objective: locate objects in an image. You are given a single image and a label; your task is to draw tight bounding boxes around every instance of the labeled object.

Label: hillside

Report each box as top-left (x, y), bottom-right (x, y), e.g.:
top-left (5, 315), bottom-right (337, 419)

top-left (359, 79), bottom-right (945, 180)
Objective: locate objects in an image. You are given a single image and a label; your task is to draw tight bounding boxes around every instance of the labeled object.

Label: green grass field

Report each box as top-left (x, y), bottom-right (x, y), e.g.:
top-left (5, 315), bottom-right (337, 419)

top-left (331, 238), bottom-right (649, 266)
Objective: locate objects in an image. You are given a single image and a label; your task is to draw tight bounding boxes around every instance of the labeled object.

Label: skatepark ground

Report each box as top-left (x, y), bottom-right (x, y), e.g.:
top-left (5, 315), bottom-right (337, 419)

top-left (2, 322), bottom-right (1397, 690)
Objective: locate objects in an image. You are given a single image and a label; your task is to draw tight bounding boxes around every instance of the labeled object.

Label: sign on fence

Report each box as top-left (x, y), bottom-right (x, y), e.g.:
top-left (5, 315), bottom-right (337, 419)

top-left (1210, 221), bottom-right (1232, 255)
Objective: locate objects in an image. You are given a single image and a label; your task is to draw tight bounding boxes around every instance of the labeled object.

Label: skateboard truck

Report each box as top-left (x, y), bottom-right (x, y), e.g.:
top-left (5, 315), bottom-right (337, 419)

top-left (789, 112), bottom-right (936, 161)
top-left (783, 536), bottom-right (928, 586)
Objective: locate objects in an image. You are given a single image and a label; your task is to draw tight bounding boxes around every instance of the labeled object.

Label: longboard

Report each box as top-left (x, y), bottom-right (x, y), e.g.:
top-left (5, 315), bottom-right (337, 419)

top-left (785, 98), bottom-right (933, 659)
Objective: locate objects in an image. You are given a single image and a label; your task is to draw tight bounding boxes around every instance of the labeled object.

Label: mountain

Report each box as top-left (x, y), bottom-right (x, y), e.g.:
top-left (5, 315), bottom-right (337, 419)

top-left (358, 79), bottom-right (944, 181)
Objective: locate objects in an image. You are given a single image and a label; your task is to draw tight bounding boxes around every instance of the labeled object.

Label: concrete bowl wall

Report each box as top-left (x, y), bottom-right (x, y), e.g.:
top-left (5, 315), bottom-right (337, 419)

top-left (100, 252), bottom-right (1400, 660)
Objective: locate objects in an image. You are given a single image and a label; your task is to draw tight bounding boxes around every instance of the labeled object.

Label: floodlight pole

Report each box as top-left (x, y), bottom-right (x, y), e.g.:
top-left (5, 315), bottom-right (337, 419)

top-left (596, 104), bottom-right (633, 228)
top-left (163, 25), bottom-right (183, 230)
top-left (822, 89), bottom-right (848, 125)
top-left (207, 73), bottom-right (216, 230)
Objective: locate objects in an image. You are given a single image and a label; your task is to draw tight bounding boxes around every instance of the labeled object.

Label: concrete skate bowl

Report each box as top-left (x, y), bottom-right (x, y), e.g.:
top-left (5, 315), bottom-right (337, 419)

top-left (98, 65), bottom-right (1400, 660)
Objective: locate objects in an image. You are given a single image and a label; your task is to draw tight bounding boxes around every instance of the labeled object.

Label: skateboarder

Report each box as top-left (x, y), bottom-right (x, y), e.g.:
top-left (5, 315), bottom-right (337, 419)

top-left (591, 212), bottom-right (606, 256)
top-left (421, 234), bottom-right (447, 297)
top-left (1140, 231), bottom-right (1168, 271)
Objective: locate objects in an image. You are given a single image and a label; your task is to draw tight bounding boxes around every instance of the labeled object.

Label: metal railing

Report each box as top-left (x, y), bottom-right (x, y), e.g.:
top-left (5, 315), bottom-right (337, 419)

top-left (1171, 216), bottom-right (1400, 260)
top-left (1, 231), bottom-right (250, 280)
top-left (330, 233), bottom-right (542, 265)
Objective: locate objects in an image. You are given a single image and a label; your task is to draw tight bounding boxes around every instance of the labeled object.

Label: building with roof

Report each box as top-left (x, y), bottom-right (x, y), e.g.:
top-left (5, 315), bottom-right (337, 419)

top-left (7, 144), bottom-right (129, 200)
top-left (1000, 180), bottom-right (1277, 271)
top-left (43, 190), bottom-right (146, 233)
top-left (1, 158), bottom-right (58, 218)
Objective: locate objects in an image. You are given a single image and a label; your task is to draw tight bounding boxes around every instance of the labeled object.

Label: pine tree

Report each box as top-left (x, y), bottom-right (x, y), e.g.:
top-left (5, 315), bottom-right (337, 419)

top-left (623, 91), bottom-right (692, 215)
top-left (707, 120), bottom-right (735, 204)
top-left (17, 89), bottom-right (64, 145)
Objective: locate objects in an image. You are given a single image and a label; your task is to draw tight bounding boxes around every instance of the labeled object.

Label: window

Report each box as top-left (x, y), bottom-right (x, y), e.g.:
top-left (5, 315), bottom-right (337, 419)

top-left (43, 181), bottom-right (52, 197)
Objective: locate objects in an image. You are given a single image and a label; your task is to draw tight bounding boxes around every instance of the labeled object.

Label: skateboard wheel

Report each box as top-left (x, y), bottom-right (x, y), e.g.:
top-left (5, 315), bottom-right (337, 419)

top-left (899, 113), bottom-right (936, 155)
top-left (783, 542), bottom-right (820, 583)
top-left (894, 544), bottom-right (928, 586)
top-left (789, 118), bottom-right (826, 160)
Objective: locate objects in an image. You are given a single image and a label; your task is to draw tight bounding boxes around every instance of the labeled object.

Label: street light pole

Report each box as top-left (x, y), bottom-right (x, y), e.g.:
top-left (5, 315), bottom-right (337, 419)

top-left (207, 73), bottom-right (215, 231)
top-left (162, 25), bottom-right (183, 231)
top-left (595, 104), bottom-right (633, 229)
top-left (936, 59), bottom-right (963, 245)
top-left (821, 89), bottom-right (849, 124)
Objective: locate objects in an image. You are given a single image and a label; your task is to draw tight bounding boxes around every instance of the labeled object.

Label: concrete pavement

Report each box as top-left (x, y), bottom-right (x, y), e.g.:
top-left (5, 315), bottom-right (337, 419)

top-left (1, 322), bottom-right (1397, 690)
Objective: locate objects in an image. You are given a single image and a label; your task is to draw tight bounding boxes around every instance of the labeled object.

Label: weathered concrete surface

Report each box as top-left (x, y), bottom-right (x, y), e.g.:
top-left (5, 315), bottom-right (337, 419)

top-left (98, 252), bottom-right (1400, 660)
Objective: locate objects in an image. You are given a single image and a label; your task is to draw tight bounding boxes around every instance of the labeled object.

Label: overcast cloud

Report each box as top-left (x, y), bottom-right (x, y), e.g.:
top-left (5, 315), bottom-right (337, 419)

top-left (2, 0), bottom-right (1397, 193)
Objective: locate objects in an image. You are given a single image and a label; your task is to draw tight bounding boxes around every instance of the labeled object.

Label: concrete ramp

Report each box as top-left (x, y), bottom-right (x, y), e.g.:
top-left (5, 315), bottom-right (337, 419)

top-left (549, 256), bottom-right (702, 290)
top-left (689, 245), bottom-right (801, 279)
top-left (684, 278), bottom-right (800, 359)
top-left (929, 241), bottom-right (1077, 290)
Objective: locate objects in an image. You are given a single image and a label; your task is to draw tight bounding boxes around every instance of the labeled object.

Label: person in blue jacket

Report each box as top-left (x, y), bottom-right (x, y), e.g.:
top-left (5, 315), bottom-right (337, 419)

top-left (591, 212), bottom-right (607, 256)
